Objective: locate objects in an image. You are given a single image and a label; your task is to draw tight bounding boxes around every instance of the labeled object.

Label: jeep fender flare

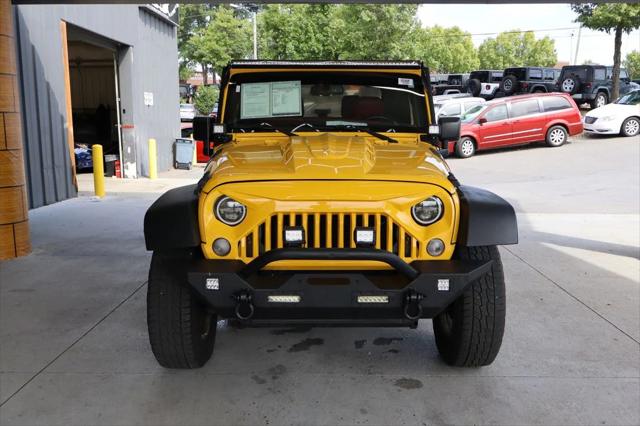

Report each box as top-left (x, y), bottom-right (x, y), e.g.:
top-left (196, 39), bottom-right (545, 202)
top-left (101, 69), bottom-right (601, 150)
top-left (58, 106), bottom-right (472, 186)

top-left (455, 185), bottom-right (518, 246)
top-left (594, 86), bottom-right (610, 97)
top-left (144, 184), bottom-right (201, 251)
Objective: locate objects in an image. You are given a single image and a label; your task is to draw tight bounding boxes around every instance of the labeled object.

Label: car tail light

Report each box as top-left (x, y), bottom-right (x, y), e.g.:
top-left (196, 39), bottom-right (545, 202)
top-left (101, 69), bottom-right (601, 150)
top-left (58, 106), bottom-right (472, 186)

top-left (485, 85), bottom-right (490, 90)
top-left (585, 83), bottom-right (592, 89)
top-left (522, 82), bottom-right (529, 89)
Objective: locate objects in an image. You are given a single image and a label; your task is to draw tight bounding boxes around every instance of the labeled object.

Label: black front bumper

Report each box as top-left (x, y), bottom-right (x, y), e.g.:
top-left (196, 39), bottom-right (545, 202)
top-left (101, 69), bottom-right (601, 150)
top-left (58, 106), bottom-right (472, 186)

top-left (187, 248), bottom-right (492, 326)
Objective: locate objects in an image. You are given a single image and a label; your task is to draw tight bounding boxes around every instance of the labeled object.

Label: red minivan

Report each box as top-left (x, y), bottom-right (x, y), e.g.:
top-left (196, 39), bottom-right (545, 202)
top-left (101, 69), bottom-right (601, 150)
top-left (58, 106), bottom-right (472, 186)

top-left (451, 93), bottom-right (583, 158)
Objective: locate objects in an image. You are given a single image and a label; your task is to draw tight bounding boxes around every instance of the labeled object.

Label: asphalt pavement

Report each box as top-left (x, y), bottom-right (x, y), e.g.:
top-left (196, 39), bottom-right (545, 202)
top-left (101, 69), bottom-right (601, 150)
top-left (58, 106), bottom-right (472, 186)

top-left (0, 134), bottom-right (638, 425)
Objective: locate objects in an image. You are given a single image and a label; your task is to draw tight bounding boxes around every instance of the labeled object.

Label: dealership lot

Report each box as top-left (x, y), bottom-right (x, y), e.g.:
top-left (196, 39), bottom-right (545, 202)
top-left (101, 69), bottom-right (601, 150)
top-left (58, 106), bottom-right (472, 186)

top-left (1, 135), bottom-right (638, 425)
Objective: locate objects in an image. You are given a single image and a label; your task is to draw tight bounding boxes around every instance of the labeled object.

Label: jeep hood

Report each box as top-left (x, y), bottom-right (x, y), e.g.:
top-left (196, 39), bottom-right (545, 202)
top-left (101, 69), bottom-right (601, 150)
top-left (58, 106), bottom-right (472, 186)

top-left (201, 133), bottom-right (454, 193)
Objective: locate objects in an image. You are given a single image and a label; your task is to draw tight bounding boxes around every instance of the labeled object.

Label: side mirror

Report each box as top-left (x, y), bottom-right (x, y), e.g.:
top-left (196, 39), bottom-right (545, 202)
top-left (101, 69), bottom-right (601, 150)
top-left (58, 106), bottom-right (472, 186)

top-left (193, 116), bottom-right (212, 156)
top-left (437, 116), bottom-right (461, 141)
top-left (478, 117), bottom-right (487, 125)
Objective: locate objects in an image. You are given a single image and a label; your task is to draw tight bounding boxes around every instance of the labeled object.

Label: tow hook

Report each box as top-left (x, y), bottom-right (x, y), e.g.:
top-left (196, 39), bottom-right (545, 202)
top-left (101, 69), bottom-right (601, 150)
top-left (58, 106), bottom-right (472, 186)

top-left (403, 291), bottom-right (424, 320)
top-left (234, 291), bottom-right (254, 320)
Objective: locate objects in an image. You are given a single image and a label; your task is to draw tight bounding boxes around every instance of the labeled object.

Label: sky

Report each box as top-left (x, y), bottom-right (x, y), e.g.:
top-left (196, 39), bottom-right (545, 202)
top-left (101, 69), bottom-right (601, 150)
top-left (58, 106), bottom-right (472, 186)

top-left (416, 4), bottom-right (640, 66)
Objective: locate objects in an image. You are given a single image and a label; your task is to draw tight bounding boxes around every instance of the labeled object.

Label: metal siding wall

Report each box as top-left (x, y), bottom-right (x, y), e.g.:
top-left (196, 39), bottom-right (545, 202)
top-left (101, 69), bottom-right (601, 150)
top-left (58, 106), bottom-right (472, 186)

top-left (15, 4), bottom-right (178, 207)
top-left (134, 8), bottom-right (179, 176)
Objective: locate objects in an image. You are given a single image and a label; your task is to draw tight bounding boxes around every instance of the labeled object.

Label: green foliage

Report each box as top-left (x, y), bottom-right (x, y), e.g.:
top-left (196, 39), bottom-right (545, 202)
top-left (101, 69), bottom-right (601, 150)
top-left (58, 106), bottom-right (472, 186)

top-left (571, 3), bottom-right (640, 34)
top-left (624, 50), bottom-right (640, 79)
top-left (259, 5), bottom-right (338, 60)
top-left (478, 31), bottom-right (557, 69)
top-left (414, 26), bottom-right (479, 73)
top-left (332, 5), bottom-right (419, 60)
top-left (179, 64), bottom-right (194, 82)
top-left (194, 85), bottom-right (219, 115)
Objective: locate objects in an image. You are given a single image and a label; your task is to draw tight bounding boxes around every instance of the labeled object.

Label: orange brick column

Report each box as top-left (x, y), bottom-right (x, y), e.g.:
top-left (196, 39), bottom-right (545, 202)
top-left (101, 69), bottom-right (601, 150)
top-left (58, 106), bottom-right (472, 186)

top-left (0, 0), bottom-right (30, 259)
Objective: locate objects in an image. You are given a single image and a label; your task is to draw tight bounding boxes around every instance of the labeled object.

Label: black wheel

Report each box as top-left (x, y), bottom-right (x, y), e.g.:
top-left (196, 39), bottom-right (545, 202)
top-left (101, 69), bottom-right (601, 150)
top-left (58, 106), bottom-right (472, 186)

top-left (621, 117), bottom-right (640, 137)
top-left (546, 125), bottom-right (568, 147)
top-left (467, 79), bottom-right (481, 97)
top-left (591, 92), bottom-right (608, 109)
top-left (500, 75), bottom-right (519, 95)
top-left (455, 137), bottom-right (476, 158)
top-left (433, 245), bottom-right (505, 367)
top-left (147, 250), bottom-right (217, 369)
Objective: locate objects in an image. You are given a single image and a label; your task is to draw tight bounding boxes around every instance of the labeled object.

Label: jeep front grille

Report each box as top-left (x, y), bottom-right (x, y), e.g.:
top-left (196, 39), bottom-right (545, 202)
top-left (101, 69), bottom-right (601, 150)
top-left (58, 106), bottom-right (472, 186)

top-left (238, 213), bottom-right (423, 262)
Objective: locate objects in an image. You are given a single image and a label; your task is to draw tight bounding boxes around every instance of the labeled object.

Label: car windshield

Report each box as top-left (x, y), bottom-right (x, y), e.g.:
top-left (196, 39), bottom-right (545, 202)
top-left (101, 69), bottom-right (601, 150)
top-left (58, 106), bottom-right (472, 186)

top-left (615, 91), bottom-right (640, 105)
top-left (461, 104), bottom-right (486, 122)
top-left (223, 71), bottom-right (428, 133)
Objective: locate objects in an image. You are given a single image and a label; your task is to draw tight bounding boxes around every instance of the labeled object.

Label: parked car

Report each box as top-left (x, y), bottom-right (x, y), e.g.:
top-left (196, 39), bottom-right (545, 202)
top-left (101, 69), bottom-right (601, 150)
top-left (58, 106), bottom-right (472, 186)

top-left (144, 60), bottom-right (518, 369)
top-left (434, 96), bottom-right (486, 119)
top-left (583, 89), bottom-right (640, 137)
top-left (557, 65), bottom-right (634, 109)
top-left (452, 93), bottom-right (583, 158)
top-left (500, 67), bottom-right (560, 95)
top-left (466, 70), bottom-right (504, 99)
top-left (180, 103), bottom-right (196, 122)
top-left (432, 73), bottom-right (470, 95)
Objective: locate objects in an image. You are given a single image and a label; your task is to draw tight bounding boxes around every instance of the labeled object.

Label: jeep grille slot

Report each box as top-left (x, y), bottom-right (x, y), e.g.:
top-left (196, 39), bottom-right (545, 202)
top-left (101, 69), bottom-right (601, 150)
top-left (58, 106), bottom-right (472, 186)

top-left (238, 213), bottom-right (422, 262)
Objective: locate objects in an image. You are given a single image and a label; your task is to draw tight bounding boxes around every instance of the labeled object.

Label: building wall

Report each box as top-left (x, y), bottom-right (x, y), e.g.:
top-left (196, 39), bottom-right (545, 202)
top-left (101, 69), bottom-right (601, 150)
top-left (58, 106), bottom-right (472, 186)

top-left (15, 4), bottom-right (179, 208)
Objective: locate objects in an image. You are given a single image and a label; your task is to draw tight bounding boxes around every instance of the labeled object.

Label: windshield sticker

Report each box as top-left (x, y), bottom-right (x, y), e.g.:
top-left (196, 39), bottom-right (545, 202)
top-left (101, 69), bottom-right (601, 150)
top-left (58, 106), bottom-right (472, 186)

top-left (271, 81), bottom-right (302, 116)
top-left (241, 82), bottom-right (271, 118)
top-left (398, 78), bottom-right (414, 88)
top-left (240, 81), bottom-right (302, 119)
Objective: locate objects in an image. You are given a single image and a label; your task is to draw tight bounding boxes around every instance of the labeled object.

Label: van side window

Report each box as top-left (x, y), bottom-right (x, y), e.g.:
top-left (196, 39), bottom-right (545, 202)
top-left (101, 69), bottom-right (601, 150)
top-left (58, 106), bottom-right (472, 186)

top-left (484, 104), bottom-right (508, 122)
top-left (542, 96), bottom-right (572, 112)
top-left (510, 99), bottom-right (540, 118)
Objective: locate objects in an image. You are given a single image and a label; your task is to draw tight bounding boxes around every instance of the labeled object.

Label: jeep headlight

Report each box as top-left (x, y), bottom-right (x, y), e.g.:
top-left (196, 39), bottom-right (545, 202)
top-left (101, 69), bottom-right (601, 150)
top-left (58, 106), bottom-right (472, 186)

top-left (412, 196), bottom-right (443, 225)
top-left (215, 196), bottom-right (246, 226)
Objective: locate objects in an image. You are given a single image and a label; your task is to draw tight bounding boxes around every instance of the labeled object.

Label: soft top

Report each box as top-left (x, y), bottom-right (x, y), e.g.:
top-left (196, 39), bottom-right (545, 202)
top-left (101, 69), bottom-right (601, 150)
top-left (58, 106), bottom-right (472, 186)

top-left (229, 60), bottom-right (423, 69)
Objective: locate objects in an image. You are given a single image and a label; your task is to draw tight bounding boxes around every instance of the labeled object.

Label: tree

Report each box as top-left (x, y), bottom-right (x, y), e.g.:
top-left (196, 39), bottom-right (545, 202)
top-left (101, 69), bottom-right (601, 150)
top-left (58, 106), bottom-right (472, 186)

top-left (572, 3), bottom-right (640, 99)
top-left (198, 6), bottom-right (252, 76)
top-left (414, 26), bottom-right (479, 73)
top-left (258, 4), bottom-right (338, 60)
top-left (332, 5), bottom-right (419, 60)
top-left (624, 50), bottom-right (640, 80)
top-left (178, 4), bottom-right (216, 85)
top-left (194, 85), bottom-right (219, 115)
top-left (478, 31), bottom-right (557, 70)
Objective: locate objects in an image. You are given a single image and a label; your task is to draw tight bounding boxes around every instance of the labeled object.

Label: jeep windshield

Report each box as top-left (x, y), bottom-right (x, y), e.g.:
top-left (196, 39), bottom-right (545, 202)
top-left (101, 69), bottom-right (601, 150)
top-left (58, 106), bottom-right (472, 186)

top-left (223, 72), bottom-right (428, 134)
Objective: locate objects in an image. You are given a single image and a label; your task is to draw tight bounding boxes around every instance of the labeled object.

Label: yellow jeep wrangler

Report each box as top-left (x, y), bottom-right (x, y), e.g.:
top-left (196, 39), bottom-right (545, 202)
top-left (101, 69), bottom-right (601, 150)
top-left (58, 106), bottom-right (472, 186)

top-left (144, 61), bottom-right (517, 369)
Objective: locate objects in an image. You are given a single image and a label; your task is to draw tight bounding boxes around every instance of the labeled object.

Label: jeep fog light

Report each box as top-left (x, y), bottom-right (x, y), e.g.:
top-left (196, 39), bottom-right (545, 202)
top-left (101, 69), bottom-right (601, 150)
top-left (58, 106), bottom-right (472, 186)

top-left (213, 238), bottom-right (231, 256)
top-left (215, 196), bottom-right (246, 226)
top-left (354, 228), bottom-right (375, 246)
top-left (412, 196), bottom-right (443, 225)
top-left (284, 227), bottom-right (305, 247)
top-left (427, 238), bottom-right (445, 256)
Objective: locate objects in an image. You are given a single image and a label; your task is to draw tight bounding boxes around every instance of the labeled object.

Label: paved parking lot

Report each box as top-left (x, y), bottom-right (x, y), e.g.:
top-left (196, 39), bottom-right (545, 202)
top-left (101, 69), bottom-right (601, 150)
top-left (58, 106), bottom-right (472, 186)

top-left (1, 135), bottom-right (638, 425)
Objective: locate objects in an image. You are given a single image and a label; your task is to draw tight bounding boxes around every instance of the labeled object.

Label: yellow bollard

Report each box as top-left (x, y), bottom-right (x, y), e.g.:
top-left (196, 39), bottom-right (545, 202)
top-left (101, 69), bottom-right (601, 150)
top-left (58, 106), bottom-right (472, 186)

top-left (92, 144), bottom-right (105, 198)
top-left (148, 138), bottom-right (157, 179)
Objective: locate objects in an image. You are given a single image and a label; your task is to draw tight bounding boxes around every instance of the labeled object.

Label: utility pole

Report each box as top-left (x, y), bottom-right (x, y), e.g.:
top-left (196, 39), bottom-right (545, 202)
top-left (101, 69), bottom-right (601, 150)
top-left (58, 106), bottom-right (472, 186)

top-left (253, 9), bottom-right (257, 59)
top-left (574, 25), bottom-right (582, 66)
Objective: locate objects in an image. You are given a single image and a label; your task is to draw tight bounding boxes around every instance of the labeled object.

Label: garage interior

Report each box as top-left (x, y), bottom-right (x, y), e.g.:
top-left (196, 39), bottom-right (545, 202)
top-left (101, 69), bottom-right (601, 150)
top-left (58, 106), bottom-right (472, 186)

top-left (66, 32), bottom-right (122, 175)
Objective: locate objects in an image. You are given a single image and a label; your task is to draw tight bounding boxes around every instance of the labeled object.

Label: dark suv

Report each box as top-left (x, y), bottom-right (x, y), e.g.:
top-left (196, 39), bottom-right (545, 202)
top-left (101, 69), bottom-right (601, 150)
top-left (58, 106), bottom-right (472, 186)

top-left (500, 67), bottom-right (560, 96)
top-left (432, 73), bottom-right (470, 95)
top-left (558, 65), bottom-right (634, 109)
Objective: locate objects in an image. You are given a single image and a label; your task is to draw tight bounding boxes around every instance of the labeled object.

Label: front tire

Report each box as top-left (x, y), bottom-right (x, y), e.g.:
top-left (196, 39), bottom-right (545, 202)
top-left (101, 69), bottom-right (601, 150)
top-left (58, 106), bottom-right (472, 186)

top-left (456, 137), bottom-right (476, 158)
top-left (147, 251), bottom-right (217, 369)
top-left (433, 246), bottom-right (506, 367)
top-left (621, 117), bottom-right (640, 137)
top-left (546, 125), bottom-right (568, 147)
top-left (591, 92), bottom-right (608, 109)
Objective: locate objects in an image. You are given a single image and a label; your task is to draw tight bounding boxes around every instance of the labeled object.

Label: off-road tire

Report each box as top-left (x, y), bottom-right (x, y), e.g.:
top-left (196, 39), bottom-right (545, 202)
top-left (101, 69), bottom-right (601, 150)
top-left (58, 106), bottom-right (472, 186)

top-left (500, 75), bottom-right (519, 95)
top-left (621, 117), bottom-right (640, 137)
top-left (467, 79), bottom-right (482, 97)
top-left (546, 125), bottom-right (568, 147)
top-left (455, 137), bottom-right (476, 158)
top-left (591, 92), bottom-right (608, 109)
top-left (147, 250), bottom-right (217, 369)
top-left (433, 245), bottom-right (505, 367)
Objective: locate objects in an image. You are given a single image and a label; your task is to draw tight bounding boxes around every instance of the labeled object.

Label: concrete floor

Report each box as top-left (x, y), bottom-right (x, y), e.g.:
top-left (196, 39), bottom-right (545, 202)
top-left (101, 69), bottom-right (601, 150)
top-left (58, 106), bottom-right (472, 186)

top-left (1, 135), bottom-right (639, 425)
